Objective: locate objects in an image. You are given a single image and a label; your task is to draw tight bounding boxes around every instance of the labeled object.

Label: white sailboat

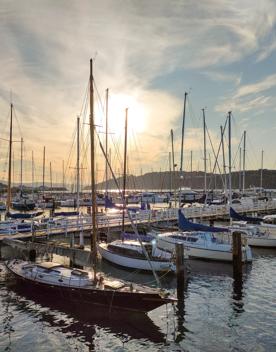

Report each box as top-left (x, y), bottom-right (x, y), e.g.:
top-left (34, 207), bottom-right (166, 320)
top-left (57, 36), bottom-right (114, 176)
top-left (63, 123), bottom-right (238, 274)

top-left (155, 230), bottom-right (252, 262)
top-left (97, 240), bottom-right (176, 272)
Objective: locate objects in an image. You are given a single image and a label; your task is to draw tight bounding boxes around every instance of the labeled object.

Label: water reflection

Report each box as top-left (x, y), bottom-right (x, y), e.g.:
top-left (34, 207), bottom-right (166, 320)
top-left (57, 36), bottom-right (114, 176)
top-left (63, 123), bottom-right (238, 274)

top-left (1, 273), bottom-right (166, 350)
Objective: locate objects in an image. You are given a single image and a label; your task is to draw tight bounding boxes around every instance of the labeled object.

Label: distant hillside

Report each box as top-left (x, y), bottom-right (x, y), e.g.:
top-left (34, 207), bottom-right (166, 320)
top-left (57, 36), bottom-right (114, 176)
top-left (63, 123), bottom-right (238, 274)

top-left (93, 169), bottom-right (276, 191)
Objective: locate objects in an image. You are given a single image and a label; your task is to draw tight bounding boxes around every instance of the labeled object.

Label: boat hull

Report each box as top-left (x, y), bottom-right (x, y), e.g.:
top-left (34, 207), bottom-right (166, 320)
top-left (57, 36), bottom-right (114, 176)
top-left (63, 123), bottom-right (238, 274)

top-left (6, 261), bottom-right (173, 313)
top-left (97, 243), bottom-right (175, 272)
top-left (157, 238), bottom-right (252, 262)
top-left (247, 236), bottom-right (276, 248)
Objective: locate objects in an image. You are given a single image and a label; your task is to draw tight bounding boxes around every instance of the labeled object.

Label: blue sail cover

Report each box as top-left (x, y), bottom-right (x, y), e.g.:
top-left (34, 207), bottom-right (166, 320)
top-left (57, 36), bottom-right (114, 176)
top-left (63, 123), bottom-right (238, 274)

top-left (230, 207), bottom-right (262, 224)
top-left (7, 211), bottom-right (44, 219)
top-left (178, 209), bottom-right (229, 233)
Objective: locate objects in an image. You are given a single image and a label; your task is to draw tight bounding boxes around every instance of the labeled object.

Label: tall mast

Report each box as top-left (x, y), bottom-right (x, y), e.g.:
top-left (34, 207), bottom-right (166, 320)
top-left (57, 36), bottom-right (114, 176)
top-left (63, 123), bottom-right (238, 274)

top-left (190, 150), bottom-right (193, 189)
top-left (260, 150), bottom-right (264, 190)
top-left (62, 159), bottom-right (65, 195)
top-left (169, 152), bottom-right (172, 194)
top-left (6, 103), bottom-right (13, 213)
top-left (170, 129), bottom-right (176, 207)
top-left (202, 108), bottom-right (207, 195)
top-left (32, 151), bottom-right (34, 199)
top-left (89, 58), bottom-right (97, 264)
top-left (242, 131), bottom-right (246, 193)
top-left (180, 92), bottom-right (187, 173)
top-left (105, 88), bottom-right (109, 198)
top-left (20, 137), bottom-right (23, 194)
top-left (50, 161), bottom-right (53, 193)
top-left (42, 146), bottom-right (45, 198)
top-left (220, 125), bottom-right (227, 197)
top-left (239, 147), bottom-right (242, 191)
top-left (228, 112), bottom-right (232, 206)
top-left (76, 116), bottom-right (80, 213)
top-left (122, 108), bottom-right (128, 235)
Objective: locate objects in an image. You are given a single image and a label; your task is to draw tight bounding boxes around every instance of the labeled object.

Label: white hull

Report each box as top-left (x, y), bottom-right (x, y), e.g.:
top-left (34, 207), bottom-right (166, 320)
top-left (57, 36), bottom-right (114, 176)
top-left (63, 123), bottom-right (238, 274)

top-left (97, 243), bottom-right (175, 272)
top-left (157, 237), bottom-right (252, 262)
top-left (247, 236), bottom-right (276, 247)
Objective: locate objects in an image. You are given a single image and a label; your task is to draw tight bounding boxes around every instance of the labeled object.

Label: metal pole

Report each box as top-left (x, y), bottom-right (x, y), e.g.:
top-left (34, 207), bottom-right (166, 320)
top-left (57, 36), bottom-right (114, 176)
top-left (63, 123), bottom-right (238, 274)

top-left (89, 59), bottom-right (97, 275)
top-left (220, 125), bottom-right (227, 197)
top-left (171, 129), bottom-right (177, 207)
top-left (76, 117), bottom-right (80, 213)
top-left (190, 150), bottom-right (193, 189)
top-left (122, 108), bottom-right (128, 235)
top-left (260, 150), bottom-right (264, 190)
top-left (42, 146), bottom-right (45, 198)
top-left (228, 112), bottom-right (232, 206)
top-left (202, 108), bottom-right (207, 195)
top-left (242, 131), bottom-right (246, 193)
top-left (6, 104), bottom-right (13, 214)
top-left (20, 137), bottom-right (23, 194)
top-left (105, 88), bottom-right (109, 198)
top-left (180, 92), bottom-right (188, 172)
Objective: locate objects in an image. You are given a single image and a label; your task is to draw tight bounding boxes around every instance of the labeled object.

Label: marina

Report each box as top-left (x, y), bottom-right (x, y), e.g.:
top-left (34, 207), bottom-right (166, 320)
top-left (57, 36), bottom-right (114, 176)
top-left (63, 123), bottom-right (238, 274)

top-left (1, 1), bottom-right (276, 350)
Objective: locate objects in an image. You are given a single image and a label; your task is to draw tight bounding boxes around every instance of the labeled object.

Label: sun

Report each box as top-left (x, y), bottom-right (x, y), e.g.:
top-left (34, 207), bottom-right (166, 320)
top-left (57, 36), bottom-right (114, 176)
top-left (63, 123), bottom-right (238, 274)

top-left (107, 93), bottom-right (147, 135)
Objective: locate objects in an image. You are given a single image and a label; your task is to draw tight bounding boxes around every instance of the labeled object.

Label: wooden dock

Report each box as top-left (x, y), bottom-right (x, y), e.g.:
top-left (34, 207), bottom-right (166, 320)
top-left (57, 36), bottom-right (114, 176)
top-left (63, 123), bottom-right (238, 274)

top-left (1, 199), bottom-right (276, 242)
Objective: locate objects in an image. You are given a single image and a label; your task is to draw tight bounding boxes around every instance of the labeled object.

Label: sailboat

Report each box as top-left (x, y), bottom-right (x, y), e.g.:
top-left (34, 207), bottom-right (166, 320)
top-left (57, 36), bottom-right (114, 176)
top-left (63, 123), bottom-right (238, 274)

top-left (6, 59), bottom-right (176, 312)
top-left (154, 210), bottom-right (253, 262)
top-left (230, 207), bottom-right (276, 247)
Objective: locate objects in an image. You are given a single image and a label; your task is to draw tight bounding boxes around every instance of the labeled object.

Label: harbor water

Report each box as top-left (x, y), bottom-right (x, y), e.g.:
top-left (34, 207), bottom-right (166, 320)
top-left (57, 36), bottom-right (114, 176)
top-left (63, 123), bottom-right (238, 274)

top-left (0, 245), bottom-right (275, 351)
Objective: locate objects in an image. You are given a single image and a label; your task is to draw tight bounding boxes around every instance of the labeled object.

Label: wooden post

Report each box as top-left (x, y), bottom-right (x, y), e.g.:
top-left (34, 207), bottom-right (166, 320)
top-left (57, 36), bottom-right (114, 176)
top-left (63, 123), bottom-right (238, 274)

top-left (29, 249), bottom-right (36, 262)
top-left (232, 231), bottom-right (242, 278)
top-left (176, 243), bottom-right (185, 300)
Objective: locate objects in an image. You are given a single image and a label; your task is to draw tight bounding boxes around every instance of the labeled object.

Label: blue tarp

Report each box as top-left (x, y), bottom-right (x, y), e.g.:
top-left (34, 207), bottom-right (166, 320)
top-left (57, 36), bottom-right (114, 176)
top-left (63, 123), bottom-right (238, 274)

top-left (178, 209), bottom-right (229, 233)
top-left (230, 207), bottom-right (262, 224)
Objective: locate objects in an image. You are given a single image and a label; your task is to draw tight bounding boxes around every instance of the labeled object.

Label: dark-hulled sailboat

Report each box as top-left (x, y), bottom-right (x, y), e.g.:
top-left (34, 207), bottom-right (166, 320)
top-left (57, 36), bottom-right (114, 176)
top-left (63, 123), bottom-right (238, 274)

top-left (6, 59), bottom-right (176, 313)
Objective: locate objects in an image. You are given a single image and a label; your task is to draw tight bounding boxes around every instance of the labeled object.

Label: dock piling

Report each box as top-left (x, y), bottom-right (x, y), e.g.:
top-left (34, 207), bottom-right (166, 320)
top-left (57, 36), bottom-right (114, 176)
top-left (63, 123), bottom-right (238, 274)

top-left (175, 243), bottom-right (185, 300)
top-left (232, 231), bottom-right (243, 278)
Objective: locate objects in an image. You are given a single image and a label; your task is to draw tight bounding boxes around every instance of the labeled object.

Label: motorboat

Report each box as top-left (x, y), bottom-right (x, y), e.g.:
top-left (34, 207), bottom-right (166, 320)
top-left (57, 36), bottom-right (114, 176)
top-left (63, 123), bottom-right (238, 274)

top-left (156, 231), bottom-right (252, 262)
top-left (6, 260), bottom-right (176, 313)
top-left (97, 240), bottom-right (176, 272)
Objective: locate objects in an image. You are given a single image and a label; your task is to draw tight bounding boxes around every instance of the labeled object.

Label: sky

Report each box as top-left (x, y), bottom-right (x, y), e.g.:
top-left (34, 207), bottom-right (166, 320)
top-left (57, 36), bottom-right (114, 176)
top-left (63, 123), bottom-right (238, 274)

top-left (0, 0), bottom-right (276, 186)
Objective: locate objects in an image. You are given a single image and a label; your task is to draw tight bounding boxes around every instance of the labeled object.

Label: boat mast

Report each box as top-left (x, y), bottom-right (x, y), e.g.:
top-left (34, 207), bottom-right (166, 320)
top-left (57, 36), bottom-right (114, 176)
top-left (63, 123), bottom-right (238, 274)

top-left (220, 125), bottom-right (227, 199)
top-left (170, 129), bottom-right (176, 207)
top-left (260, 150), bottom-right (264, 190)
top-left (89, 59), bottom-right (97, 269)
top-left (32, 151), bottom-right (34, 200)
top-left (242, 130), bottom-right (246, 194)
top-left (6, 103), bottom-right (13, 214)
top-left (20, 137), bottom-right (23, 195)
top-left (105, 88), bottom-right (109, 199)
top-left (169, 152), bottom-right (172, 194)
top-left (202, 108), bottom-right (207, 196)
top-left (76, 116), bottom-right (80, 213)
top-left (190, 150), bottom-right (193, 189)
top-left (50, 161), bottom-right (53, 193)
top-left (122, 108), bottom-right (128, 235)
top-left (239, 147), bottom-right (242, 191)
top-left (180, 92), bottom-right (187, 173)
top-left (228, 112), bottom-right (232, 206)
top-left (42, 146), bottom-right (45, 198)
